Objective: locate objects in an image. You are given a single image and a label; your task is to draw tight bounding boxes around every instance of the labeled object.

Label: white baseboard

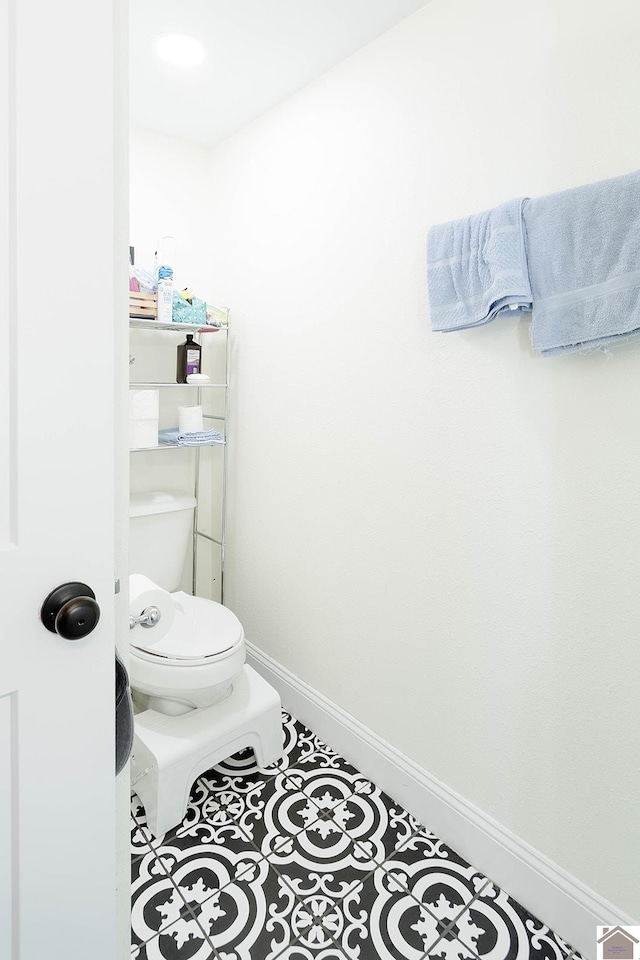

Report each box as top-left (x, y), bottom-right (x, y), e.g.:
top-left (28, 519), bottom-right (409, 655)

top-left (246, 642), bottom-right (636, 960)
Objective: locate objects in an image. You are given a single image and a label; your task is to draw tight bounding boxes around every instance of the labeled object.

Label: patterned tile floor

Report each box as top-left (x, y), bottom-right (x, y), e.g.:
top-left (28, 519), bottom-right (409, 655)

top-left (131, 711), bottom-right (581, 960)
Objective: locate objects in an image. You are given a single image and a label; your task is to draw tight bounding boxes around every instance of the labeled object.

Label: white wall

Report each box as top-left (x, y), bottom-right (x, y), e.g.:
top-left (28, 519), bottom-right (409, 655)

top-left (129, 128), bottom-right (212, 297)
top-left (202, 0), bottom-right (640, 919)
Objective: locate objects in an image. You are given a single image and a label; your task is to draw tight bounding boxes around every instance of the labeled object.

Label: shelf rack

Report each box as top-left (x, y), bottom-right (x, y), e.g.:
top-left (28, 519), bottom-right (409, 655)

top-left (129, 317), bottom-right (231, 602)
top-left (129, 318), bottom-right (224, 332)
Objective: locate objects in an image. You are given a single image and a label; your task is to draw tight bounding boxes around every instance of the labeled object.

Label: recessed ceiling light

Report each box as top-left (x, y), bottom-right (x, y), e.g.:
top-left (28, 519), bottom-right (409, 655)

top-left (155, 33), bottom-right (205, 69)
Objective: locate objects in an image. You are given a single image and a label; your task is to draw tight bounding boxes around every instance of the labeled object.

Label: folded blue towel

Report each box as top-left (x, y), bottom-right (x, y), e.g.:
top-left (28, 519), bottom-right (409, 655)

top-left (523, 170), bottom-right (640, 356)
top-left (427, 198), bottom-right (532, 332)
top-left (159, 427), bottom-right (225, 447)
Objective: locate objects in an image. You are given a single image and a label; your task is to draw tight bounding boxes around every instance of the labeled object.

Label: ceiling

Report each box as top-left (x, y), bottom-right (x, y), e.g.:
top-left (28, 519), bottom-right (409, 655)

top-left (130, 0), bottom-right (431, 147)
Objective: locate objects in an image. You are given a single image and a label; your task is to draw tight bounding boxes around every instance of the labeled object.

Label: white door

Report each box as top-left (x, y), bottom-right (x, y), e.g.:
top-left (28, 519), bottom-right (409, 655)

top-left (1, 0), bottom-right (123, 956)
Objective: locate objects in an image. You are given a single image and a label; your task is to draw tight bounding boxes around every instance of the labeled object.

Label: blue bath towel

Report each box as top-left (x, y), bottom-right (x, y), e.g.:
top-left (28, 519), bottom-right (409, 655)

top-left (159, 427), bottom-right (225, 447)
top-left (523, 170), bottom-right (640, 356)
top-left (427, 198), bottom-right (532, 332)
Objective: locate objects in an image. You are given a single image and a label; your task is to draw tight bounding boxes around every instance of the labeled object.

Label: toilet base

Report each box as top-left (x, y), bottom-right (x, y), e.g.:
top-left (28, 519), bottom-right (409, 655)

top-left (131, 664), bottom-right (283, 837)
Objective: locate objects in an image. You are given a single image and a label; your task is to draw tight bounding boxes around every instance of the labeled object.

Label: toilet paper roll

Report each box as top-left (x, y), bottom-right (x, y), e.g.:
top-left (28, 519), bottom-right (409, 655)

top-left (129, 418), bottom-right (158, 449)
top-left (129, 574), bottom-right (175, 646)
top-left (129, 390), bottom-right (159, 419)
top-left (178, 405), bottom-right (204, 434)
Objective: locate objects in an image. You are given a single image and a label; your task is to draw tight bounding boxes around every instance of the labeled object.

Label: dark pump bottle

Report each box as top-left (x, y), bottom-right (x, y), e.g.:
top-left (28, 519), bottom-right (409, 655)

top-left (176, 334), bottom-right (202, 383)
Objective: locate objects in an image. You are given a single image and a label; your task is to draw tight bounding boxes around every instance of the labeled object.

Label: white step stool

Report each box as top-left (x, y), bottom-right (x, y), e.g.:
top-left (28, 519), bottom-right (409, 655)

top-left (131, 664), bottom-right (283, 837)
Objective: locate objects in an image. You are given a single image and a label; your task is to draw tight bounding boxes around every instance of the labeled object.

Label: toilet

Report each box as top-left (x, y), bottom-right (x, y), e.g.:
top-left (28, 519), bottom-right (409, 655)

top-left (128, 490), bottom-right (283, 837)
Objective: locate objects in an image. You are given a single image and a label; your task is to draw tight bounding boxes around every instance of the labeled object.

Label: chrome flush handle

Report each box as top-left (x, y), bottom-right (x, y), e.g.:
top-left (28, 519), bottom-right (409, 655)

top-left (129, 605), bottom-right (162, 630)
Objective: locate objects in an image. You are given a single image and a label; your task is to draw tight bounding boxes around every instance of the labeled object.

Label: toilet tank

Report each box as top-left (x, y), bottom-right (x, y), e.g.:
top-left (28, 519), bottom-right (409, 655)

top-left (129, 491), bottom-right (197, 592)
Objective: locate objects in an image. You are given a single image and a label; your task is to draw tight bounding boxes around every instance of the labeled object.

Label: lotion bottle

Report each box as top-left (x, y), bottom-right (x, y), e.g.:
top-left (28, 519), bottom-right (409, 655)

top-left (156, 265), bottom-right (173, 324)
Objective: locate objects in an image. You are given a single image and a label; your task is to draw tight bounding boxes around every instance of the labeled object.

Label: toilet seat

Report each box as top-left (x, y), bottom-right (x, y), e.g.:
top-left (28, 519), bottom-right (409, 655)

top-left (130, 592), bottom-right (244, 665)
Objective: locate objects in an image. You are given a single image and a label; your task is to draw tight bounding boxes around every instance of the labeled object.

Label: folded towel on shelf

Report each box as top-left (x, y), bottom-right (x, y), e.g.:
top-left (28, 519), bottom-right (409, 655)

top-left (158, 427), bottom-right (225, 447)
top-left (427, 198), bottom-right (532, 332)
top-left (523, 169), bottom-right (640, 356)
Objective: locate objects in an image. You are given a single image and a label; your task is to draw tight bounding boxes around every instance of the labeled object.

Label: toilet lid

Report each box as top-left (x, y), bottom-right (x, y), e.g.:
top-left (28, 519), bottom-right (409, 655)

top-left (130, 592), bottom-right (244, 661)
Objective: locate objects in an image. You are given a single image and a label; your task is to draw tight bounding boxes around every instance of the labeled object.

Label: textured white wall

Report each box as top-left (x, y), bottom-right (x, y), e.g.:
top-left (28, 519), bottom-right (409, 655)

top-left (202, 0), bottom-right (640, 917)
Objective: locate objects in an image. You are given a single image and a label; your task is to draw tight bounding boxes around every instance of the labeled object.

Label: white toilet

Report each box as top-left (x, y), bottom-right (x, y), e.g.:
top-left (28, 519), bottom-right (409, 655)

top-left (128, 490), bottom-right (283, 837)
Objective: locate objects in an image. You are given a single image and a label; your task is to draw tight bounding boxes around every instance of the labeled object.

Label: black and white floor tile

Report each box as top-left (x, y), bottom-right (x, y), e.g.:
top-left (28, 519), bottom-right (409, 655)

top-left (131, 711), bottom-right (580, 960)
